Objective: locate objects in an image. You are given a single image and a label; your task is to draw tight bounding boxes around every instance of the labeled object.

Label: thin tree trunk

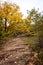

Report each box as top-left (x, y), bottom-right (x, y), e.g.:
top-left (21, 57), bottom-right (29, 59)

top-left (5, 18), bottom-right (7, 32)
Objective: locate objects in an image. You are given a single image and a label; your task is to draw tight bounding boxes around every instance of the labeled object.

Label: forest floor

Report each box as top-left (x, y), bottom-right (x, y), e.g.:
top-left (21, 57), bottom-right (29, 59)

top-left (0, 36), bottom-right (43, 65)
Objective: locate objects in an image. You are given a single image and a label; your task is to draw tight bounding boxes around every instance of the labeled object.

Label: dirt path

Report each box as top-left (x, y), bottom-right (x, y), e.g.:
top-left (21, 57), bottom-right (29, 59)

top-left (0, 37), bottom-right (37, 65)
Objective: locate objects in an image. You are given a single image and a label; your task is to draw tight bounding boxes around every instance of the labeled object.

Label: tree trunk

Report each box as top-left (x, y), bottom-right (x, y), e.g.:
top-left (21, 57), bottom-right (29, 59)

top-left (5, 18), bottom-right (7, 32)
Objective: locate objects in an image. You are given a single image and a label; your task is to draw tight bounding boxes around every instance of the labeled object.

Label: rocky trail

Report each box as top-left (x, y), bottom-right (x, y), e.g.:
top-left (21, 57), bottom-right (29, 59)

top-left (0, 37), bottom-right (39, 65)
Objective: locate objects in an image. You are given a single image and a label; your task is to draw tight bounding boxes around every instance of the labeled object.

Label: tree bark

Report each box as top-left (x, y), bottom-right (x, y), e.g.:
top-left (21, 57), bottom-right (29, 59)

top-left (5, 18), bottom-right (7, 32)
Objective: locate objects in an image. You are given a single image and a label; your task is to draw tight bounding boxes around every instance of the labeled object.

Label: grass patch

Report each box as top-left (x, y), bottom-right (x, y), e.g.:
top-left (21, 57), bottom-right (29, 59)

top-left (21, 36), bottom-right (39, 52)
top-left (21, 36), bottom-right (39, 45)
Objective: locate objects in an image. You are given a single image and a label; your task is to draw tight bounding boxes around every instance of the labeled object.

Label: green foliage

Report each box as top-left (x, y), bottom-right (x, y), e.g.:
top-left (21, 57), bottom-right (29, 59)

top-left (38, 52), bottom-right (43, 60)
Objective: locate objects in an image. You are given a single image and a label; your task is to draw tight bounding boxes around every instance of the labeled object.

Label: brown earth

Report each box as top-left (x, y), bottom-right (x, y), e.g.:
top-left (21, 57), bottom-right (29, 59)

top-left (0, 37), bottom-right (41, 65)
